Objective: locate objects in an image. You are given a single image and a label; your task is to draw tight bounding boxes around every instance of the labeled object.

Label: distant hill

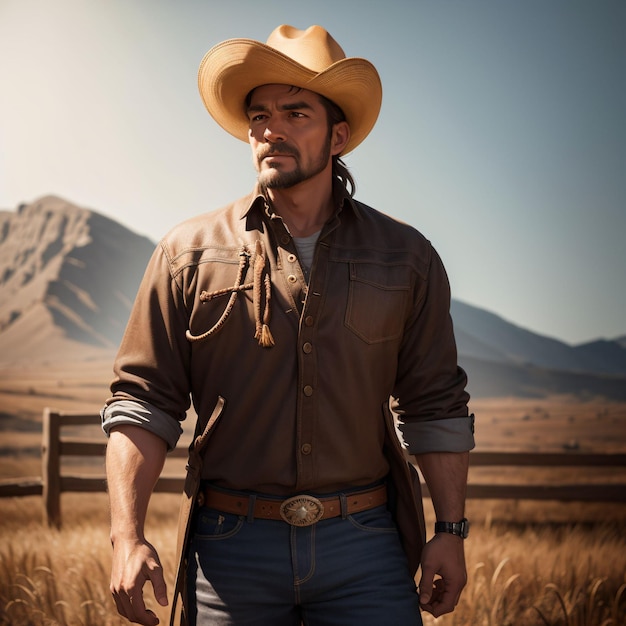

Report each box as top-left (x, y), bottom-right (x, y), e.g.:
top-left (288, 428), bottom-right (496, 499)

top-left (1, 195), bottom-right (625, 399)
top-left (0, 196), bottom-right (154, 362)
top-left (451, 300), bottom-right (626, 376)
top-left (459, 355), bottom-right (626, 401)
top-left (452, 299), bottom-right (626, 399)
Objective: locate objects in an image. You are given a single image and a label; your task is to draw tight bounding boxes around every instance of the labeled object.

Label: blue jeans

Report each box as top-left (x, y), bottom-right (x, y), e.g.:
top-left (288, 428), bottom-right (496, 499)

top-left (185, 501), bottom-right (422, 625)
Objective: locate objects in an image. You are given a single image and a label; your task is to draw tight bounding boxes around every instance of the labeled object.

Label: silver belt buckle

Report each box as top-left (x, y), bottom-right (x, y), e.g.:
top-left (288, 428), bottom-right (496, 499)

top-left (279, 495), bottom-right (324, 526)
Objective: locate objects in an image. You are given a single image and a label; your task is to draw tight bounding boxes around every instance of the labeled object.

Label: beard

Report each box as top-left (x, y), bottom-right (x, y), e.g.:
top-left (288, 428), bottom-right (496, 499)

top-left (255, 137), bottom-right (331, 190)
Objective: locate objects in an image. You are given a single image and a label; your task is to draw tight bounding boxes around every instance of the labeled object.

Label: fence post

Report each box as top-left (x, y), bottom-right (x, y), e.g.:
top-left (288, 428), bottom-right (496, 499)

top-left (42, 408), bottom-right (61, 528)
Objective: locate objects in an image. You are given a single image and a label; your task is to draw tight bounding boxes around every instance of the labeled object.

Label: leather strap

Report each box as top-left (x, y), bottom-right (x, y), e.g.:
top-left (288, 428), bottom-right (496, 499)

top-left (199, 484), bottom-right (387, 524)
top-left (170, 396), bottom-right (226, 626)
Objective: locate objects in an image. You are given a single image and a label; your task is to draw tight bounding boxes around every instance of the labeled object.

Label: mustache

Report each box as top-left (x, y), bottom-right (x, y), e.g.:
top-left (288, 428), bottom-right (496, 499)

top-left (256, 143), bottom-right (300, 160)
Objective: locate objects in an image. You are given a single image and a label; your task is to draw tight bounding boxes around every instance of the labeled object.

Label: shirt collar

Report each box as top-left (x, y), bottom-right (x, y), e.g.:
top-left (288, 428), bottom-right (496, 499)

top-left (239, 180), bottom-right (361, 221)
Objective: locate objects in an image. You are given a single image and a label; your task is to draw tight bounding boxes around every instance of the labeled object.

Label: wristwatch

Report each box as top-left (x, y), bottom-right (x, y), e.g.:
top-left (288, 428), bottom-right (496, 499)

top-left (434, 518), bottom-right (470, 539)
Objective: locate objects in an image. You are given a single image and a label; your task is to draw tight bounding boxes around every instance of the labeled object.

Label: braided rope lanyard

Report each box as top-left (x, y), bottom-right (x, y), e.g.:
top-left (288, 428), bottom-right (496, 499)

top-left (185, 240), bottom-right (275, 348)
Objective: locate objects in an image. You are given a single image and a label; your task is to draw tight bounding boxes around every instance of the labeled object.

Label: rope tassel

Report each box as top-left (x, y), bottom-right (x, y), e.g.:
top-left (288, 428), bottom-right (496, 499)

top-left (253, 240), bottom-right (275, 348)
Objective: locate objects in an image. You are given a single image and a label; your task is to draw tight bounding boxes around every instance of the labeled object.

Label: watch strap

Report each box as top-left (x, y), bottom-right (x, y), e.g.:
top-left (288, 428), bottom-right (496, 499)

top-left (434, 518), bottom-right (469, 538)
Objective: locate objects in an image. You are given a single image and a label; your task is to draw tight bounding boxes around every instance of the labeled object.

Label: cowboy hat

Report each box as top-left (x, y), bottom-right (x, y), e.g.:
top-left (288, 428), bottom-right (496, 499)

top-left (197, 24), bottom-right (382, 155)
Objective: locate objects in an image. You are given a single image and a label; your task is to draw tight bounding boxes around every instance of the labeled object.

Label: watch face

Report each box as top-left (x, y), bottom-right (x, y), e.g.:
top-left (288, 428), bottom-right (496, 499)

top-left (458, 518), bottom-right (470, 538)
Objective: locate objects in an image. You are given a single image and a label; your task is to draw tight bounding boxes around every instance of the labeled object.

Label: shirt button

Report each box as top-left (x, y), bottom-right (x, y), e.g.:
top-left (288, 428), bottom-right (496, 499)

top-left (301, 443), bottom-right (312, 455)
top-left (302, 342), bottom-right (312, 354)
top-left (287, 253), bottom-right (297, 263)
top-left (304, 316), bottom-right (314, 326)
top-left (281, 234), bottom-right (291, 245)
top-left (287, 274), bottom-right (297, 283)
top-left (303, 385), bottom-right (313, 397)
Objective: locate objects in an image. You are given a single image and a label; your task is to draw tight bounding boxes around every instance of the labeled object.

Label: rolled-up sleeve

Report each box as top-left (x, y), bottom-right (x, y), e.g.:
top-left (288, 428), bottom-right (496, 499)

top-left (400, 414), bottom-right (475, 455)
top-left (393, 244), bottom-right (475, 455)
top-left (102, 240), bottom-right (192, 449)
top-left (101, 399), bottom-right (183, 451)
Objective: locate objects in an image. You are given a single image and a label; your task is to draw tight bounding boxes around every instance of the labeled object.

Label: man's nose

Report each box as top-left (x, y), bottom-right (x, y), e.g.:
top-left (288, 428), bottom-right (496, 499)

top-left (263, 122), bottom-right (286, 143)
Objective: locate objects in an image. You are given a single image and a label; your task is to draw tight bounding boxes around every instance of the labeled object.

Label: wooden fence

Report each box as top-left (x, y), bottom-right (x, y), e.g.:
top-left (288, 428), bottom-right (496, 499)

top-left (1, 409), bottom-right (625, 527)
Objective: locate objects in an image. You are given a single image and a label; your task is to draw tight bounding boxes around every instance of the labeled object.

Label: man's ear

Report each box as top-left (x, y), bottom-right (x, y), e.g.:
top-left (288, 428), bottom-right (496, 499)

top-left (331, 121), bottom-right (350, 156)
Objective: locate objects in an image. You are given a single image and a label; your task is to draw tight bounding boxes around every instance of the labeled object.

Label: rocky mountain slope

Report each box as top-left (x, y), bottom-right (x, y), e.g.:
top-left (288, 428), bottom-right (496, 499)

top-left (0, 196), bottom-right (154, 362)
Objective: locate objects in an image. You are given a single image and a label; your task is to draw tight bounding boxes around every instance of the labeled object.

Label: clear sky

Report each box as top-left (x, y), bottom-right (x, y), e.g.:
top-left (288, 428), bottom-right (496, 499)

top-left (1, 0), bottom-right (624, 345)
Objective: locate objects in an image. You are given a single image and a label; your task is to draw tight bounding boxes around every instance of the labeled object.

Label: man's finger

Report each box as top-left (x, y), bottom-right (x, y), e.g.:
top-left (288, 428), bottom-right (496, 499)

top-left (423, 578), bottom-right (458, 618)
top-left (147, 562), bottom-right (169, 607)
top-left (111, 591), bottom-right (129, 619)
top-left (129, 583), bottom-right (160, 626)
top-left (418, 567), bottom-right (435, 605)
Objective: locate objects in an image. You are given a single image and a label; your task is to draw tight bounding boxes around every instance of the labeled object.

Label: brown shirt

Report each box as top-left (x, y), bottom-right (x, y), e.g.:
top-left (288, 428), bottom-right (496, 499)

top-left (102, 186), bottom-right (474, 495)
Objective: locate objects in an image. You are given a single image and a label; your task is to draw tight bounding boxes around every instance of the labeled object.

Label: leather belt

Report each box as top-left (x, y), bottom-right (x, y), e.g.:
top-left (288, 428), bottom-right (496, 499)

top-left (198, 484), bottom-right (387, 527)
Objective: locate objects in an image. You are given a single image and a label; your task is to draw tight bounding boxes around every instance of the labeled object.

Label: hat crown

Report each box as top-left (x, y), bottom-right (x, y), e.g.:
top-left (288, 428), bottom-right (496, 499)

top-left (266, 25), bottom-right (346, 73)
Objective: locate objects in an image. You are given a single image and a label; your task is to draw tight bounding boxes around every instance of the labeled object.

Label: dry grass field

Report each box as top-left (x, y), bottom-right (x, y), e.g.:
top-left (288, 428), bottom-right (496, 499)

top-left (1, 358), bottom-right (625, 625)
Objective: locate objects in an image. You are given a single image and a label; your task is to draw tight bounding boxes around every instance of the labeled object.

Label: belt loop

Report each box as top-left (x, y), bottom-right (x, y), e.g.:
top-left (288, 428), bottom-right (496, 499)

top-left (339, 493), bottom-right (348, 519)
top-left (247, 494), bottom-right (256, 523)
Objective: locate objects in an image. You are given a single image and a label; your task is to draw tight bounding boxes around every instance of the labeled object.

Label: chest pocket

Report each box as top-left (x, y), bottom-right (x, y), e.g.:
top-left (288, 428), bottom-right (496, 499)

top-left (345, 262), bottom-right (412, 344)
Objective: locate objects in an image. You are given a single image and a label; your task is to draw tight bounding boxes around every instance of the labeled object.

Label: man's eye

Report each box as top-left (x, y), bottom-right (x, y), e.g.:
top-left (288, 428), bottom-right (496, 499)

top-left (250, 114), bottom-right (266, 122)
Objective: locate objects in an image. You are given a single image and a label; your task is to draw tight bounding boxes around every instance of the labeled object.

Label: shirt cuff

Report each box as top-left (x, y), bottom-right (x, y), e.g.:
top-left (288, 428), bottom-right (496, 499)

top-left (101, 399), bottom-right (183, 451)
top-left (399, 414), bottom-right (475, 455)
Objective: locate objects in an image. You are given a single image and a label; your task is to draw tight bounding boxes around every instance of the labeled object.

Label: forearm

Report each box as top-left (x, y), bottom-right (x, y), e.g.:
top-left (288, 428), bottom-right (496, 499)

top-left (106, 425), bottom-right (168, 542)
top-left (414, 450), bottom-right (469, 521)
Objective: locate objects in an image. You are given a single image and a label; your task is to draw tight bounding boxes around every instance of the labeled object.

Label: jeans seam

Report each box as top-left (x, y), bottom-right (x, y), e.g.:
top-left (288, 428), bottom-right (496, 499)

top-left (292, 526), bottom-right (316, 588)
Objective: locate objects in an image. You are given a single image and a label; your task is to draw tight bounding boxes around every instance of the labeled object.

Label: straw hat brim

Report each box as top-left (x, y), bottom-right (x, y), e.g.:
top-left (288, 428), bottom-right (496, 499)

top-left (198, 38), bottom-right (382, 155)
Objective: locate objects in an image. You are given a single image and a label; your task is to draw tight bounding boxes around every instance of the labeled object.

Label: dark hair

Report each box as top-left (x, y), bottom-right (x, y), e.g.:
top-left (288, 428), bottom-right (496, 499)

top-left (317, 94), bottom-right (356, 197)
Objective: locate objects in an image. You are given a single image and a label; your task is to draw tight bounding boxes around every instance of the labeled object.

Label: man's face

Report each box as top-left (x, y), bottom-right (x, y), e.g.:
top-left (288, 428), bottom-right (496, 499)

top-left (247, 84), bottom-right (333, 190)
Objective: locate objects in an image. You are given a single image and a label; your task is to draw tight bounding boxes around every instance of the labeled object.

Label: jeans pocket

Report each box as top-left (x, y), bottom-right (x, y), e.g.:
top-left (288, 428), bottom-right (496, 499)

top-left (194, 508), bottom-right (244, 541)
top-left (347, 505), bottom-right (399, 534)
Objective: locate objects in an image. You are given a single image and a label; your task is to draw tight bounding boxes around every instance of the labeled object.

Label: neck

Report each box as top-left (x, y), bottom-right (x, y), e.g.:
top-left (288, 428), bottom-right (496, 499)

top-left (265, 173), bottom-right (334, 238)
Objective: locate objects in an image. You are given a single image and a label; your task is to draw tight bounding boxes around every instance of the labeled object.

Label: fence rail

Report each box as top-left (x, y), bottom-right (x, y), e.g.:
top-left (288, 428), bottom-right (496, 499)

top-left (1, 410), bottom-right (625, 527)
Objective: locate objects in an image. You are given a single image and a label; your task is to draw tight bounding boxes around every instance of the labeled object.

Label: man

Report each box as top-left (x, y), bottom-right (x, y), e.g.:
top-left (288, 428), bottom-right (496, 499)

top-left (103, 24), bottom-right (475, 626)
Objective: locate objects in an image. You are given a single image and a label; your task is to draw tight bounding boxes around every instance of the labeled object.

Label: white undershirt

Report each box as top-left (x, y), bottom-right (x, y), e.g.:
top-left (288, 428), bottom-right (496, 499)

top-left (293, 230), bottom-right (321, 276)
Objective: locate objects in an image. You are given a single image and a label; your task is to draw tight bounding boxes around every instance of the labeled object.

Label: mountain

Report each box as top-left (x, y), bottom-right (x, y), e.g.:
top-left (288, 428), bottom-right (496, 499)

top-left (451, 300), bottom-right (626, 376)
top-left (1, 195), bottom-right (625, 399)
top-left (0, 195), bottom-right (154, 362)
top-left (451, 301), bottom-right (626, 398)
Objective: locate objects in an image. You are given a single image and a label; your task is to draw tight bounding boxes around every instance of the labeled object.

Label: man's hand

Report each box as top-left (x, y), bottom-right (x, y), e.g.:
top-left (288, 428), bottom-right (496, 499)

top-left (106, 426), bottom-right (169, 624)
top-left (110, 537), bottom-right (168, 626)
top-left (418, 532), bottom-right (467, 617)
